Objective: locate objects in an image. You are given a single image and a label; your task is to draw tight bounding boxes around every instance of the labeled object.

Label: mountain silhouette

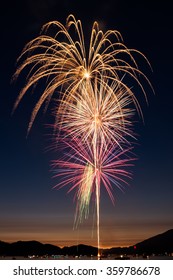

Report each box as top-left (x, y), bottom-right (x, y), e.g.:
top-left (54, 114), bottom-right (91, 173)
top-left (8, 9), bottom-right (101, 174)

top-left (0, 241), bottom-right (61, 256)
top-left (0, 229), bottom-right (173, 256)
top-left (61, 244), bottom-right (98, 256)
top-left (132, 229), bottom-right (173, 254)
top-left (0, 240), bottom-right (97, 257)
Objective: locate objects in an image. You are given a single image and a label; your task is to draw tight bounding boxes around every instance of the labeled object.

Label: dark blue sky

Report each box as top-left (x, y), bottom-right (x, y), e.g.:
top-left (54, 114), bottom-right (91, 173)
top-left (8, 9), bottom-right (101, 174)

top-left (0, 0), bottom-right (173, 248)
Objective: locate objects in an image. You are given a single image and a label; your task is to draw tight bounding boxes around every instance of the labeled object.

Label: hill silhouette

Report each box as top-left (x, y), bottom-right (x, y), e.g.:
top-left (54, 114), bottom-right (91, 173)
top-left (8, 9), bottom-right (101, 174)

top-left (0, 241), bottom-right (97, 257)
top-left (0, 229), bottom-right (173, 256)
top-left (132, 229), bottom-right (173, 254)
top-left (61, 244), bottom-right (98, 256)
top-left (0, 241), bottom-right (61, 256)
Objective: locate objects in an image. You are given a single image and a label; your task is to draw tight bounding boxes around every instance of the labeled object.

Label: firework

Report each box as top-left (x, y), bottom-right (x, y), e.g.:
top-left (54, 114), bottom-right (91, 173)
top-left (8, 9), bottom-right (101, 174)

top-left (14, 15), bottom-right (152, 257)
top-left (56, 77), bottom-right (136, 149)
top-left (13, 14), bottom-right (151, 134)
top-left (51, 136), bottom-right (135, 229)
top-left (52, 78), bottom-right (136, 254)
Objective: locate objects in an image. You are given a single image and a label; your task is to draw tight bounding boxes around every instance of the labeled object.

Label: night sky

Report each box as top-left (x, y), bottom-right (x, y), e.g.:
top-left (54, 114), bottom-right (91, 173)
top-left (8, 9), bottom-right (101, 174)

top-left (0, 0), bottom-right (173, 248)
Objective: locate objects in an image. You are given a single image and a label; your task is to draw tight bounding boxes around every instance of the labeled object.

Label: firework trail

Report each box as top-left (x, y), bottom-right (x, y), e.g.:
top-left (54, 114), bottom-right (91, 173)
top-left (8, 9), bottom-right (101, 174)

top-left (13, 15), bottom-right (152, 257)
